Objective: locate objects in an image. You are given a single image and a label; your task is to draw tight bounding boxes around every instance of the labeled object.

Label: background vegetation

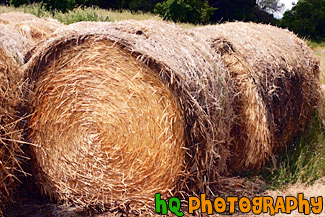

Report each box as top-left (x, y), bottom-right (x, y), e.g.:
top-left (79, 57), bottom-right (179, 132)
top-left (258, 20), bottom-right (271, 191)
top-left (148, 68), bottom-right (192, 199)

top-left (281, 0), bottom-right (325, 42)
top-left (2, 0), bottom-right (324, 41)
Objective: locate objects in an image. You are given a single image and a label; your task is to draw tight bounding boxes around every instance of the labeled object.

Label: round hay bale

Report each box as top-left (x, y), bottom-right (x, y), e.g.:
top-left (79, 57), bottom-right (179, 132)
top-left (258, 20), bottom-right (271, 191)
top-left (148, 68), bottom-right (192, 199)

top-left (30, 39), bottom-right (185, 212)
top-left (0, 12), bottom-right (63, 45)
top-left (190, 22), bottom-right (321, 171)
top-left (23, 20), bottom-right (238, 211)
top-left (0, 45), bottom-right (24, 215)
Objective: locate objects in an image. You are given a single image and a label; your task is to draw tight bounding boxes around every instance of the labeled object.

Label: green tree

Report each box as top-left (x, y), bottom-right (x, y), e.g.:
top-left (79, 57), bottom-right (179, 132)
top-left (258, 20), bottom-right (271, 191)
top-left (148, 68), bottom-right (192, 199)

top-left (122, 0), bottom-right (164, 11)
top-left (207, 0), bottom-right (257, 22)
top-left (82, 0), bottom-right (164, 11)
top-left (41, 0), bottom-right (75, 12)
top-left (281, 0), bottom-right (325, 42)
top-left (206, 0), bottom-right (279, 24)
top-left (257, 0), bottom-right (284, 14)
top-left (154, 0), bottom-right (216, 24)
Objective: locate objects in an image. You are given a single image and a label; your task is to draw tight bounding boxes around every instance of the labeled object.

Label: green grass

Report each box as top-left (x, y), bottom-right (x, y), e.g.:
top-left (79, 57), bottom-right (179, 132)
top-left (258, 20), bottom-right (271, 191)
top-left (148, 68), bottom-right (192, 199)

top-left (0, 3), bottom-right (198, 27)
top-left (308, 40), bottom-right (325, 49)
top-left (260, 41), bottom-right (325, 189)
top-left (0, 3), bottom-right (161, 24)
top-left (313, 47), bottom-right (325, 83)
top-left (261, 113), bottom-right (325, 190)
top-left (53, 7), bottom-right (107, 24)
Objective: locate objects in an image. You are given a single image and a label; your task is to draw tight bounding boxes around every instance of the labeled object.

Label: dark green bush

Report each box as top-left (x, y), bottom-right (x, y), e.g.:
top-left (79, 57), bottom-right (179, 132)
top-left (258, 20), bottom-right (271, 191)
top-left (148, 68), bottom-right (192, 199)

top-left (123, 0), bottom-right (163, 11)
top-left (154, 0), bottom-right (216, 24)
top-left (41, 0), bottom-right (76, 12)
top-left (10, 0), bottom-right (30, 7)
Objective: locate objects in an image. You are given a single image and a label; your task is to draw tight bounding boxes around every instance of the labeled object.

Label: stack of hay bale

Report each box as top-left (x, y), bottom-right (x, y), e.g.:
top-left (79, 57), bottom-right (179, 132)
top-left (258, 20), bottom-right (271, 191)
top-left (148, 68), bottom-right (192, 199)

top-left (0, 12), bottom-right (321, 216)
top-left (22, 20), bottom-right (320, 215)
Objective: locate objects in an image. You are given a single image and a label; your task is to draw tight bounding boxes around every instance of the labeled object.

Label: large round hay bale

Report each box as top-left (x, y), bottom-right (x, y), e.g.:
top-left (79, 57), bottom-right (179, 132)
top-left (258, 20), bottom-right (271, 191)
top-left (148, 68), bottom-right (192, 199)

top-left (23, 20), bottom-right (238, 212)
top-left (0, 43), bottom-right (24, 215)
top-left (0, 12), bottom-right (63, 46)
top-left (191, 22), bottom-right (321, 171)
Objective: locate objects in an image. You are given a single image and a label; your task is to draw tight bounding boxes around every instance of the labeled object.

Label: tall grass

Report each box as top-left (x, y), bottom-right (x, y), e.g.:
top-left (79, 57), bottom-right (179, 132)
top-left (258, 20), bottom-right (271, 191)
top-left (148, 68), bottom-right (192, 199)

top-left (0, 3), bottom-right (161, 24)
top-left (308, 40), bottom-right (325, 49)
top-left (314, 48), bottom-right (325, 84)
top-left (262, 112), bottom-right (325, 189)
top-left (53, 7), bottom-right (107, 24)
top-left (0, 3), bottom-right (198, 27)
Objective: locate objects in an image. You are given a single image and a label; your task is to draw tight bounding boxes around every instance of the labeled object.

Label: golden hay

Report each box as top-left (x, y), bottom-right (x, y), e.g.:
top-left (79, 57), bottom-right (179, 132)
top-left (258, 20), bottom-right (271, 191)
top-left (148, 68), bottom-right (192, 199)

top-left (0, 17), bottom-right (37, 214)
top-left (30, 39), bottom-right (185, 212)
top-left (0, 12), bottom-right (63, 46)
top-left (191, 22), bottom-right (321, 172)
top-left (0, 45), bottom-right (24, 215)
top-left (23, 20), bottom-right (238, 212)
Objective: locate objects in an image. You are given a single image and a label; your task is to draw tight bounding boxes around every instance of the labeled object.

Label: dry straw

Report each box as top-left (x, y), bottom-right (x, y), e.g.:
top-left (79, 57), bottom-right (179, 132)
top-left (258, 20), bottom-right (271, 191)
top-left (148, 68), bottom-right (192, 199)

top-left (0, 11), bottom-right (61, 214)
top-left (0, 41), bottom-right (24, 216)
top-left (0, 23), bottom-right (30, 65)
top-left (191, 22), bottom-right (321, 171)
top-left (0, 12), bottom-right (63, 46)
top-left (23, 20), bottom-right (238, 213)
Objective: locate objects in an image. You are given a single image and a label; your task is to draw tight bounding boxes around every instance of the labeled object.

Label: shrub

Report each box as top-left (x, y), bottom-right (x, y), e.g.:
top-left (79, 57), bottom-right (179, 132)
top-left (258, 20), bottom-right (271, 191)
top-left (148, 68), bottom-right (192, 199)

top-left (41, 0), bottom-right (76, 12)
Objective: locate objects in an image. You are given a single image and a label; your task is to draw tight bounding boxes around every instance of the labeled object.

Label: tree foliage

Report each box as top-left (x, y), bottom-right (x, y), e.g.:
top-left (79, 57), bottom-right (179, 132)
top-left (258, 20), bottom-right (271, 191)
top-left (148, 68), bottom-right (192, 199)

top-left (42, 0), bottom-right (76, 12)
top-left (80, 0), bottom-right (164, 12)
top-left (207, 0), bottom-right (279, 24)
top-left (281, 0), bottom-right (325, 42)
top-left (257, 0), bottom-right (284, 13)
top-left (9, 0), bottom-right (29, 7)
top-left (154, 0), bottom-right (216, 24)
top-left (208, 0), bottom-right (256, 22)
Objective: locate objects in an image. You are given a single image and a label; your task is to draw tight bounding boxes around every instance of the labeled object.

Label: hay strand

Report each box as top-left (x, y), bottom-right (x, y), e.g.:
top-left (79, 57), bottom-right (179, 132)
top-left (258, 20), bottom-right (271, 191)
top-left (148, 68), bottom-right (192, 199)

top-left (0, 44), bottom-right (24, 215)
top-left (0, 12), bottom-right (63, 46)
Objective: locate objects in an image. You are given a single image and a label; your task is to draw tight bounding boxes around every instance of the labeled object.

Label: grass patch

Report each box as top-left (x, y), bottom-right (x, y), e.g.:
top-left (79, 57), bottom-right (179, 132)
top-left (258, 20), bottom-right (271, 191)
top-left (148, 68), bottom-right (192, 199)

top-left (0, 3), bottom-right (198, 27)
top-left (0, 4), bottom-right (108, 24)
top-left (308, 40), bottom-right (325, 49)
top-left (261, 112), bottom-right (325, 190)
top-left (53, 7), bottom-right (107, 24)
top-left (313, 47), bottom-right (325, 84)
top-left (0, 3), bottom-right (160, 24)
